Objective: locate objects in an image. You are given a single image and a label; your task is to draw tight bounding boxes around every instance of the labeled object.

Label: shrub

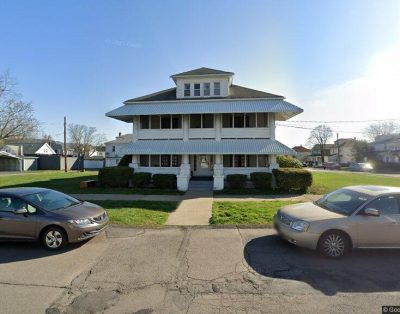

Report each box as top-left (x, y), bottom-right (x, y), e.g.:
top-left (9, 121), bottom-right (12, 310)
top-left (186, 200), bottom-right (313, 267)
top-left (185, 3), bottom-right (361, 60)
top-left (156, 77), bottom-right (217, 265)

top-left (272, 168), bottom-right (312, 193)
top-left (117, 155), bottom-right (132, 167)
top-left (250, 172), bottom-right (273, 190)
top-left (152, 174), bottom-right (177, 189)
top-left (98, 166), bottom-right (134, 188)
top-left (226, 174), bottom-right (247, 189)
top-left (132, 172), bottom-right (151, 188)
top-left (277, 155), bottom-right (303, 168)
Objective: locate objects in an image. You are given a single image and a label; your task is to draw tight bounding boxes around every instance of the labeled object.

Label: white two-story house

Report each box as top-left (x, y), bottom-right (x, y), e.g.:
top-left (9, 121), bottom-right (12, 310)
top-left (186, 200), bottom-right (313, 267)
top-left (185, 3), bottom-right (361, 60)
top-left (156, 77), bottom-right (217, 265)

top-left (106, 67), bottom-right (303, 191)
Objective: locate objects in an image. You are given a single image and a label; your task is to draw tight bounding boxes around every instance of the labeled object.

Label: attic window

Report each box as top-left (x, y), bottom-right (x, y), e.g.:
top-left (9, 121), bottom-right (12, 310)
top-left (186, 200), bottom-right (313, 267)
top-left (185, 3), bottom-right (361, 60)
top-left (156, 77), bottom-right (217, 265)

top-left (214, 82), bottom-right (220, 96)
top-left (194, 83), bottom-right (200, 96)
top-left (184, 84), bottom-right (190, 97)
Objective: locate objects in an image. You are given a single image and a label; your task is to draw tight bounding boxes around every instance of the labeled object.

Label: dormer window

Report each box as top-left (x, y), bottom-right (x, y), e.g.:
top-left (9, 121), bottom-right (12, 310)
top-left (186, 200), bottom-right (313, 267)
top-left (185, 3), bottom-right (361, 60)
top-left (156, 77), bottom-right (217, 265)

top-left (204, 83), bottom-right (210, 96)
top-left (184, 83), bottom-right (190, 97)
top-left (194, 83), bottom-right (200, 96)
top-left (214, 82), bottom-right (220, 96)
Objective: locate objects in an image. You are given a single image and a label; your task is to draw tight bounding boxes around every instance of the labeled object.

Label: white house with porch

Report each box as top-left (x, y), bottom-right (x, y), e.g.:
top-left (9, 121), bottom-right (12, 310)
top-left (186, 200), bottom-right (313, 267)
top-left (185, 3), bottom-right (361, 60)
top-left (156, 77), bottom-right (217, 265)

top-left (106, 67), bottom-right (303, 191)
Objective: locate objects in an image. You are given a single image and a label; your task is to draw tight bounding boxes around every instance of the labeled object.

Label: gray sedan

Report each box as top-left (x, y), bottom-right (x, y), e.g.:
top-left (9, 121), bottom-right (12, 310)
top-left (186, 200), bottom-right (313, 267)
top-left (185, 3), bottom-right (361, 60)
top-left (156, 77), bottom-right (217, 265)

top-left (0, 187), bottom-right (108, 250)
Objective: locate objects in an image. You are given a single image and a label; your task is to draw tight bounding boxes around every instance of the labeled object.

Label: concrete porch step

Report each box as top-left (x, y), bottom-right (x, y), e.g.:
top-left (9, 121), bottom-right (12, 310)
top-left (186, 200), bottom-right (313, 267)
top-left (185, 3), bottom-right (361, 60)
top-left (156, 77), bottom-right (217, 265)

top-left (188, 180), bottom-right (213, 191)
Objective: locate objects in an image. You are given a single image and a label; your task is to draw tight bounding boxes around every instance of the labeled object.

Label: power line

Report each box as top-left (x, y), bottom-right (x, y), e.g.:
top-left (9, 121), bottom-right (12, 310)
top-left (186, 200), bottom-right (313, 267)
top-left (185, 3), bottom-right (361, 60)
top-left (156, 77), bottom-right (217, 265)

top-left (280, 118), bottom-right (400, 124)
top-left (276, 123), bottom-right (365, 134)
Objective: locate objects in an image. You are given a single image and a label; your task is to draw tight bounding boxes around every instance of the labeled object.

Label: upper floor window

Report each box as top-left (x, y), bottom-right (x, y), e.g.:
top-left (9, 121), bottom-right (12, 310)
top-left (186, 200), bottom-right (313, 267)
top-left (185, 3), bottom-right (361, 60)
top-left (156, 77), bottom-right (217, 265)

top-left (204, 83), bottom-right (210, 96)
top-left (184, 83), bottom-right (191, 97)
top-left (140, 115), bottom-right (182, 130)
top-left (222, 113), bottom-right (268, 128)
top-left (190, 114), bottom-right (214, 128)
top-left (194, 83), bottom-right (200, 96)
top-left (214, 82), bottom-right (221, 96)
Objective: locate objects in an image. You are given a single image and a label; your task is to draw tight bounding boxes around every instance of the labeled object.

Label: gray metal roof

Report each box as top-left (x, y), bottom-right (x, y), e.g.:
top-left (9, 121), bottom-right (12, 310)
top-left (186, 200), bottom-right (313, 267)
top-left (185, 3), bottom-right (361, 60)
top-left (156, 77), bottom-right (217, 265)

top-left (117, 139), bottom-right (296, 155)
top-left (106, 99), bottom-right (303, 122)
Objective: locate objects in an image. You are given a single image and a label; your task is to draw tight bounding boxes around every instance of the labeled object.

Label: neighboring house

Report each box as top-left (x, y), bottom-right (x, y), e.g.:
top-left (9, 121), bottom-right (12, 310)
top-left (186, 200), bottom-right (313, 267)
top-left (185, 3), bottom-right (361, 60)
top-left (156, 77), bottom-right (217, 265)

top-left (292, 145), bottom-right (311, 162)
top-left (49, 141), bottom-right (75, 156)
top-left (0, 144), bottom-right (38, 171)
top-left (332, 138), bottom-right (356, 164)
top-left (307, 144), bottom-right (336, 165)
top-left (106, 67), bottom-right (303, 191)
top-left (105, 133), bottom-right (134, 167)
top-left (89, 146), bottom-right (106, 158)
top-left (369, 134), bottom-right (400, 163)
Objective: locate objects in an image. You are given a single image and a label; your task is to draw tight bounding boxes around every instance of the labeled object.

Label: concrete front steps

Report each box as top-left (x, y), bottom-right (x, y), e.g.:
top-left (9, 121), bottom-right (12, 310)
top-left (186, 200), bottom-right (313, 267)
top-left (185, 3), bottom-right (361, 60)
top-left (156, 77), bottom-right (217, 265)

top-left (188, 180), bottom-right (213, 191)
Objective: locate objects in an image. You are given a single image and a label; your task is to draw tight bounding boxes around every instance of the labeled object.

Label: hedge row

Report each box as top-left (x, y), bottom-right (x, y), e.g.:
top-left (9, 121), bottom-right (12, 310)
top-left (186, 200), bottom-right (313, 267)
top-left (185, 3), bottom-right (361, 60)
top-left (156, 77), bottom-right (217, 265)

top-left (272, 168), bottom-right (312, 193)
top-left (98, 167), bottom-right (176, 189)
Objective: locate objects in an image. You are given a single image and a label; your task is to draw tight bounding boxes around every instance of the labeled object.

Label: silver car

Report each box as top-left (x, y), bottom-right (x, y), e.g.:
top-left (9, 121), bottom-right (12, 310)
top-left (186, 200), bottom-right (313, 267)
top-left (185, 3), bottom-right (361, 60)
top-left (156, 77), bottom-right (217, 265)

top-left (0, 187), bottom-right (108, 250)
top-left (274, 185), bottom-right (400, 258)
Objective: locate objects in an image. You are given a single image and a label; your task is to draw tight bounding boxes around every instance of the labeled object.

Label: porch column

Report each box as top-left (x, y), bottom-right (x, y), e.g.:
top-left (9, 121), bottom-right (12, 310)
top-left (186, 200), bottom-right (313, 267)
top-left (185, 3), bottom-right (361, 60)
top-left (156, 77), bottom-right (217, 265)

top-left (132, 116), bottom-right (139, 142)
top-left (177, 154), bottom-right (190, 191)
top-left (269, 155), bottom-right (278, 170)
top-left (129, 154), bottom-right (139, 169)
top-left (213, 154), bottom-right (224, 190)
top-left (183, 115), bottom-right (189, 141)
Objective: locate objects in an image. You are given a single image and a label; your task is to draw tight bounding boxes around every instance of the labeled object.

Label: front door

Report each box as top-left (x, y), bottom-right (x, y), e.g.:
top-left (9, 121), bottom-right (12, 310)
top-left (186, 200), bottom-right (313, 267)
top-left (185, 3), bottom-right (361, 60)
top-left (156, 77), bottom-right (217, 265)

top-left (0, 196), bottom-right (37, 239)
top-left (193, 155), bottom-right (213, 177)
top-left (355, 195), bottom-right (400, 247)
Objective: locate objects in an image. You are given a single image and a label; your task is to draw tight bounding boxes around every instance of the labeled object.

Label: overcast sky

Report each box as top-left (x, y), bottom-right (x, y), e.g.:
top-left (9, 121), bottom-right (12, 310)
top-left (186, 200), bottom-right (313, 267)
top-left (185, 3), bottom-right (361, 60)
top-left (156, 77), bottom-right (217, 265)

top-left (1, 0), bottom-right (399, 147)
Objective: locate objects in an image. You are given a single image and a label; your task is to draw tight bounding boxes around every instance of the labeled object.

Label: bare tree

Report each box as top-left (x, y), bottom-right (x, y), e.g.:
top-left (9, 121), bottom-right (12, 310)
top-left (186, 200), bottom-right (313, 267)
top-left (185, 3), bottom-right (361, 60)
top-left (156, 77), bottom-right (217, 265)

top-left (0, 71), bottom-right (40, 141)
top-left (307, 125), bottom-right (333, 163)
top-left (363, 122), bottom-right (399, 142)
top-left (68, 123), bottom-right (106, 157)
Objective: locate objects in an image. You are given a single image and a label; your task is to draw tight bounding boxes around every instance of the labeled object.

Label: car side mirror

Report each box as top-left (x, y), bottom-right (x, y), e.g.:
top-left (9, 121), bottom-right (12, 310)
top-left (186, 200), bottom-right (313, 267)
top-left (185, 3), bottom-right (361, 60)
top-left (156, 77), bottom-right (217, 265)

top-left (363, 208), bottom-right (380, 216)
top-left (13, 208), bottom-right (28, 215)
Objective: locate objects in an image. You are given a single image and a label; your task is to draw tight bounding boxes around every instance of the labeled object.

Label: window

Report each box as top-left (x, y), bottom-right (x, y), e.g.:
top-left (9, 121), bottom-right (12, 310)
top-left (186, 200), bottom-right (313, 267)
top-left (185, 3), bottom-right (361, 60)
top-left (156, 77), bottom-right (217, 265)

top-left (171, 115), bottom-right (182, 129)
top-left (234, 113), bottom-right (245, 128)
top-left (150, 155), bottom-right (160, 167)
top-left (214, 82), bottom-right (221, 96)
top-left (222, 114), bottom-right (233, 128)
top-left (140, 155), bottom-right (149, 167)
top-left (364, 196), bottom-right (400, 215)
top-left (257, 113), bottom-right (269, 127)
top-left (248, 155), bottom-right (257, 167)
top-left (258, 155), bottom-right (269, 167)
top-left (234, 155), bottom-right (246, 167)
top-left (223, 155), bottom-right (233, 167)
top-left (194, 83), bottom-right (200, 96)
top-left (112, 146), bottom-right (115, 152)
top-left (184, 83), bottom-right (190, 97)
top-left (24, 190), bottom-right (79, 212)
top-left (161, 155), bottom-right (171, 167)
top-left (161, 115), bottom-right (171, 129)
top-left (190, 114), bottom-right (202, 128)
top-left (172, 155), bottom-right (181, 167)
top-left (204, 83), bottom-right (210, 96)
top-left (202, 114), bottom-right (214, 128)
top-left (150, 115), bottom-right (160, 129)
top-left (246, 113), bottom-right (256, 127)
top-left (0, 197), bottom-right (36, 213)
top-left (140, 115), bottom-right (150, 129)
top-left (316, 189), bottom-right (371, 215)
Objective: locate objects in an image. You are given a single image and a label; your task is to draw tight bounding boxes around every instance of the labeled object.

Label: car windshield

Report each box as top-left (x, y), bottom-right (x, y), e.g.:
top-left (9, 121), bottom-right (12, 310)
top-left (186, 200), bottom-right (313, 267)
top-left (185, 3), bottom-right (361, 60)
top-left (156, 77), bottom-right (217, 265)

top-left (24, 190), bottom-right (82, 211)
top-left (315, 189), bottom-right (372, 215)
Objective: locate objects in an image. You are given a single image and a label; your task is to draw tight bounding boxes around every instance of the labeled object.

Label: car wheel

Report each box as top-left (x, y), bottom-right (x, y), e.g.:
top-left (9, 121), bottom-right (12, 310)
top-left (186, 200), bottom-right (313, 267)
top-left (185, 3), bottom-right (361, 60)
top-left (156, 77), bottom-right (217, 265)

top-left (41, 227), bottom-right (67, 250)
top-left (318, 231), bottom-right (349, 258)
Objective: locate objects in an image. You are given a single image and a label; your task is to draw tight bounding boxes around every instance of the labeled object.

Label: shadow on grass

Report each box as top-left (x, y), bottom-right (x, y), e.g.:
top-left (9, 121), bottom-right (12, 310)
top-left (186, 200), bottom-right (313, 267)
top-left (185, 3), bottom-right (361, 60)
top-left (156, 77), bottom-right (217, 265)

top-left (244, 235), bottom-right (400, 296)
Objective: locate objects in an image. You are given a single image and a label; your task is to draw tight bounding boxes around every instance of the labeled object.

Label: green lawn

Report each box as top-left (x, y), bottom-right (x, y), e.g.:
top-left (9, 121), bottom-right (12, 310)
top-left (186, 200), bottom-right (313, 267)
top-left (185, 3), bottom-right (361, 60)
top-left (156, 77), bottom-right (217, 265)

top-left (92, 200), bottom-right (178, 226)
top-left (0, 171), bottom-right (183, 195)
top-left (309, 172), bottom-right (400, 195)
top-left (210, 201), bottom-right (299, 225)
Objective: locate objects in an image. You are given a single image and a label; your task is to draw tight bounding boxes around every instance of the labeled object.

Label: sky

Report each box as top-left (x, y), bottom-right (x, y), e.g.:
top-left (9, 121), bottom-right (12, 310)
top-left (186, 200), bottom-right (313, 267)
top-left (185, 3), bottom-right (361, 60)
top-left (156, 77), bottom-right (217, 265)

top-left (0, 0), bottom-right (399, 147)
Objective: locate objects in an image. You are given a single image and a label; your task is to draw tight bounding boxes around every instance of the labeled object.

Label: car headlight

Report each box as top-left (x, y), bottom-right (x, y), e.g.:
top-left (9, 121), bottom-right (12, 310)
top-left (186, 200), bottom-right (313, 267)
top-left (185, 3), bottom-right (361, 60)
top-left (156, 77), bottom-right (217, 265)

top-left (290, 220), bottom-right (309, 232)
top-left (68, 218), bottom-right (92, 225)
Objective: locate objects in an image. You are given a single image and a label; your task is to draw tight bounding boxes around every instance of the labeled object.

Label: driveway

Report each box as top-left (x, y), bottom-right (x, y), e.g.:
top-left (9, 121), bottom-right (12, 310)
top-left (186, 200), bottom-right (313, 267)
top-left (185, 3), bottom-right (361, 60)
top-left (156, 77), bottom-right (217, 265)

top-left (1, 227), bottom-right (400, 313)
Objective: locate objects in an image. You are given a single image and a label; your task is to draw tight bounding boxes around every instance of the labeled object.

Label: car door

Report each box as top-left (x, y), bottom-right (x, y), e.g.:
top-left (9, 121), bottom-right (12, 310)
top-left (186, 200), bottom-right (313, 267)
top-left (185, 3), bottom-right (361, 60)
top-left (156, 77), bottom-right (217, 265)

top-left (0, 195), bottom-right (38, 239)
top-left (354, 195), bottom-right (400, 248)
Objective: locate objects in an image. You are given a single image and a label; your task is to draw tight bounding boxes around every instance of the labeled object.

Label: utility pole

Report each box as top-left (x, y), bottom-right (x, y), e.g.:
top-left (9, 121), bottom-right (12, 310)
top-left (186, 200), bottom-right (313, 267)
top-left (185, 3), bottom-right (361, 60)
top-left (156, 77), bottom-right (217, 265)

top-left (336, 132), bottom-right (340, 164)
top-left (64, 117), bottom-right (68, 172)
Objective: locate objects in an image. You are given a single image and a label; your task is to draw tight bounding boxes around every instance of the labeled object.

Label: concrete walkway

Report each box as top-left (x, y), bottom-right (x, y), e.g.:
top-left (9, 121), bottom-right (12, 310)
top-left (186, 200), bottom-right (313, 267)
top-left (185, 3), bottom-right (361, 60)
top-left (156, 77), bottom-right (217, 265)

top-left (165, 190), bottom-right (213, 225)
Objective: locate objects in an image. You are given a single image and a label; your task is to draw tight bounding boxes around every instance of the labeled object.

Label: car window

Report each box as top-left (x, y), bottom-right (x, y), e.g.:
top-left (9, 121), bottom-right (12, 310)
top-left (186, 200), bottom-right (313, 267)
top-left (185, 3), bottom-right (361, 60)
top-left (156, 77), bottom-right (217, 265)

top-left (365, 195), bottom-right (400, 216)
top-left (0, 196), bottom-right (35, 213)
top-left (24, 190), bottom-right (81, 211)
top-left (316, 189), bottom-right (371, 215)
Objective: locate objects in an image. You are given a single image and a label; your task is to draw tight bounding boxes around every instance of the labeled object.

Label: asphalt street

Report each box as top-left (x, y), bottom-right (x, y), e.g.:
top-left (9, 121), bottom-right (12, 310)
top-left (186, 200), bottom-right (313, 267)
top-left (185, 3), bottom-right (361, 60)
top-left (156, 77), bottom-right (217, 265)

top-left (1, 227), bottom-right (400, 314)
